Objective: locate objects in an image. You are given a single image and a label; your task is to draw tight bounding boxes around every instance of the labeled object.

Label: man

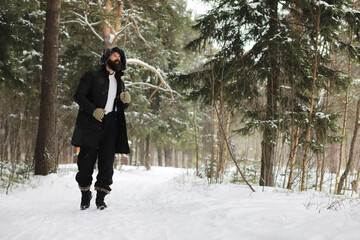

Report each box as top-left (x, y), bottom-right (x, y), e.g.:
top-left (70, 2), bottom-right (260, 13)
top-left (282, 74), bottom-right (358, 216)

top-left (71, 46), bottom-right (131, 210)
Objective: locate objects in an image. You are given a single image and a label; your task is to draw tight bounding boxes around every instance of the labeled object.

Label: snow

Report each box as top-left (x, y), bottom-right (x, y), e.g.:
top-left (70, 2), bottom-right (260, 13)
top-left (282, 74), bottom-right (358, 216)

top-left (1, 164), bottom-right (360, 240)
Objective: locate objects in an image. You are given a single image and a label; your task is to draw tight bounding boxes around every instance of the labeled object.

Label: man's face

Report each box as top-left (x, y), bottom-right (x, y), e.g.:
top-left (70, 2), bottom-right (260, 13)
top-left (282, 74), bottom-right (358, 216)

top-left (107, 52), bottom-right (122, 72)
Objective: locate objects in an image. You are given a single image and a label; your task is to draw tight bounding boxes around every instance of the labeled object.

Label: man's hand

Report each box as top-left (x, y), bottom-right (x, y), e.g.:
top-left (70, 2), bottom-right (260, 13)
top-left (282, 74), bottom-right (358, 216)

top-left (120, 92), bottom-right (131, 104)
top-left (92, 108), bottom-right (106, 122)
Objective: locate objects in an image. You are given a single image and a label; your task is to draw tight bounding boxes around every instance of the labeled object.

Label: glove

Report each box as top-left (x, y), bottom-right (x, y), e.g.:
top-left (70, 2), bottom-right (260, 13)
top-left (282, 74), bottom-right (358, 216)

top-left (120, 92), bottom-right (131, 104)
top-left (92, 108), bottom-right (106, 122)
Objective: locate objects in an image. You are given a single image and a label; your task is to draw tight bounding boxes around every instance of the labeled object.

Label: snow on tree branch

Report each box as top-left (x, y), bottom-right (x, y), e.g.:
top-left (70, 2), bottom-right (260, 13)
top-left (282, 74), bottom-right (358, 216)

top-left (127, 59), bottom-right (175, 103)
top-left (128, 16), bottom-right (151, 49)
top-left (66, 3), bottom-right (175, 104)
top-left (104, 20), bottom-right (134, 45)
top-left (127, 82), bottom-right (180, 96)
top-left (72, 11), bottom-right (104, 42)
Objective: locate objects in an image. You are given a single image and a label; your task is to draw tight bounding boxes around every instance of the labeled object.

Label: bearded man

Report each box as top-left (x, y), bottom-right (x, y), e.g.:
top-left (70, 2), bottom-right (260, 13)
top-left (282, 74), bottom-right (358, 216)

top-left (71, 46), bottom-right (131, 210)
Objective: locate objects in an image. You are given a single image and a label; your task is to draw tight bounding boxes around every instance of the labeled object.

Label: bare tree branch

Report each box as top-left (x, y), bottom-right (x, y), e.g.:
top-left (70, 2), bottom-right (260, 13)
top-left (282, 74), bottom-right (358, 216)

top-left (67, 4), bottom-right (175, 104)
top-left (126, 82), bottom-right (181, 96)
top-left (117, 22), bottom-right (133, 36)
top-left (73, 11), bottom-right (104, 41)
top-left (127, 59), bottom-right (175, 103)
top-left (128, 15), bottom-right (151, 49)
top-left (62, 20), bottom-right (101, 26)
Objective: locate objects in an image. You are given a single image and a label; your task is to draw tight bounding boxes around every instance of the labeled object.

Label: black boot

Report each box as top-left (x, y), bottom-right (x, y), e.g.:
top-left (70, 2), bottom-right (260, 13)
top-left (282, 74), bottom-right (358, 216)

top-left (96, 191), bottom-right (108, 210)
top-left (80, 190), bottom-right (92, 210)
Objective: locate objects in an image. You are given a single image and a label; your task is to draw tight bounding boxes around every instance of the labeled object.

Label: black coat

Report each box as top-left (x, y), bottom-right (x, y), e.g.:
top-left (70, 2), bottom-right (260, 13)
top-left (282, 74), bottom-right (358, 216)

top-left (71, 68), bottom-right (130, 154)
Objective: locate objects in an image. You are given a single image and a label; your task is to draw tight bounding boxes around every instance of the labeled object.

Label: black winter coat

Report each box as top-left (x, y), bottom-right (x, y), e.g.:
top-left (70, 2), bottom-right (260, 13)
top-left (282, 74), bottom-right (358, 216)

top-left (71, 68), bottom-right (130, 154)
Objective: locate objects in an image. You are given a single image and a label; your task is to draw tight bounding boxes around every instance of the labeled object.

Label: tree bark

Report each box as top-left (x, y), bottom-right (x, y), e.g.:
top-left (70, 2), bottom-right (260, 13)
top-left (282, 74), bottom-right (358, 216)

top-left (214, 105), bottom-right (255, 192)
top-left (139, 138), bottom-right (145, 166)
top-left (287, 126), bottom-right (299, 189)
top-left (315, 154), bottom-right (321, 190)
top-left (221, 106), bottom-right (232, 178)
top-left (260, 0), bottom-right (279, 187)
top-left (335, 26), bottom-right (353, 193)
top-left (164, 146), bottom-right (171, 167)
top-left (193, 106), bottom-right (200, 176)
top-left (134, 138), bottom-right (139, 166)
top-left (215, 104), bottom-right (223, 182)
top-left (301, 1), bottom-right (321, 191)
top-left (320, 79), bottom-right (331, 191)
top-left (34, 0), bottom-right (61, 175)
top-left (181, 151), bottom-right (185, 168)
top-left (174, 148), bottom-right (179, 168)
top-left (209, 66), bottom-right (216, 182)
top-left (157, 147), bottom-right (163, 166)
top-left (188, 150), bottom-right (193, 169)
top-left (145, 134), bottom-right (151, 170)
top-left (335, 85), bottom-right (350, 193)
top-left (102, 0), bottom-right (112, 49)
top-left (337, 99), bottom-right (360, 194)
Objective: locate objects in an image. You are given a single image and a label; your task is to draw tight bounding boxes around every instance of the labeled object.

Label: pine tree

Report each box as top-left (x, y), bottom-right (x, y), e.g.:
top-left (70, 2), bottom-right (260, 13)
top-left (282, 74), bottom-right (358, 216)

top-left (34, 0), bottom-right (62, 175)
top-left (180, 0), bottom-right (359, 187)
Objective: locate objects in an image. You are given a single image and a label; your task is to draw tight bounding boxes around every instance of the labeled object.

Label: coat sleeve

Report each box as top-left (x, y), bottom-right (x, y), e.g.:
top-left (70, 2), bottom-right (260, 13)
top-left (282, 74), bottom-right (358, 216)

top-left (74, 72), bottom-right (97, 115)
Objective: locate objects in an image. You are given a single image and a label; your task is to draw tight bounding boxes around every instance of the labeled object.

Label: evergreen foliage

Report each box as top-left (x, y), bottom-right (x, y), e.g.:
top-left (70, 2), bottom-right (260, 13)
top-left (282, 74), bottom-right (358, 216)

top-left (2, 0), bottom-right (360, 192)
top-left (178, 0), bottom-right (360, 186)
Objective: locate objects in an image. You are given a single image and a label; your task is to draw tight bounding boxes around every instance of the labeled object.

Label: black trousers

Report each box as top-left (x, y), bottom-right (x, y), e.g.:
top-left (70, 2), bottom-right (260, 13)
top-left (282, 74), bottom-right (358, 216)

top-left (76, 112), bottom-right (119, 192)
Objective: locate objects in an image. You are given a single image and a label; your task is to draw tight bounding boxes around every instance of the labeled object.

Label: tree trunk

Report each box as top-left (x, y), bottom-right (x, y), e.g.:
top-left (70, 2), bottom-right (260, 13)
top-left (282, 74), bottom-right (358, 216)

top-left (287, 126), bottom-right (299, 189)
top-left (320, 79), bottom-right (331, 191)
top-left (221, 106), bottom-right (232, 178)
top-left (335, 26), bottom-right (353, 193)
top-left (188, 150), bottom-right (193, 169)
top-left (337, 99), bottom-right (360, 194)
top-left (193, 106), bottom-right (200, 176)
top-left (354, 170), bottom-right (360, 195)
top-left (214, 104), bottom-right (255, 192)
top-left (157, 147), bottom-right (163, 166)
top-left (214, 104), bottom-right (223, 182)
top-left (209, 66), bottom-right (216, 182)
top-left (260, 0), bottom-right (279, 187)
top-left (174, 148), bottom-right (179, 168)
top-left (181, 151), bottom-right (184, 168)
top-left (134, 138), bottom-right (139, 166)
top-left (315, 154), bottom-right (321, 190)
top-left (164, 146), bottom-right (171, 167)
top-left (139, 138), bottom-right (145, 166)
top-left (301, 1), bottom-right (321, 191)
top-left (102, 0), bottom-right (112, 49)
top-left (34, 0), bottom-right (61, 175)
top-left (145, 134), bottom-right (151, 170)
top-left (335, 86), bottom-right (350, 193)
top-left (215, 77), bottom-right (225, 182)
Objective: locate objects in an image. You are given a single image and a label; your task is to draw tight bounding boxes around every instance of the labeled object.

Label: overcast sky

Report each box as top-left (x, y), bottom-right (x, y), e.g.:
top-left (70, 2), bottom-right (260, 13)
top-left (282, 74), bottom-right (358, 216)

top-left (186, 0), bottom-right (212, 16)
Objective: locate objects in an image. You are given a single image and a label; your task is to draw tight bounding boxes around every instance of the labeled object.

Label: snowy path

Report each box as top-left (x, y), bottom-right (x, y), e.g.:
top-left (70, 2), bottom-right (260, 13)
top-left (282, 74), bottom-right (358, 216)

top-left (1, 165), bottom-right (360, 240)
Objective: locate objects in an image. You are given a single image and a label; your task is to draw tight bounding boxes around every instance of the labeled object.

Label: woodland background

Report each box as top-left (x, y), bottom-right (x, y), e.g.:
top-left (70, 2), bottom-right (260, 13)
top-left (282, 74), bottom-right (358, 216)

top-left (2, 0), bottom-right (360, 195)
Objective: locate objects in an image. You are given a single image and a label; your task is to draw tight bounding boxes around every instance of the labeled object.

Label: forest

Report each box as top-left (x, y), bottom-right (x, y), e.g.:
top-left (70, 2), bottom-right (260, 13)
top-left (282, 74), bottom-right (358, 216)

top-left (2, 0), bottom-right (360, 197)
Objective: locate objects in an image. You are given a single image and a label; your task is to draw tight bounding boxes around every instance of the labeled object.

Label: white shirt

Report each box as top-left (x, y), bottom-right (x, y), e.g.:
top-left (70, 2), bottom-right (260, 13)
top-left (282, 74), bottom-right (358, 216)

top-left (104, 74), bottom-right (117, 114)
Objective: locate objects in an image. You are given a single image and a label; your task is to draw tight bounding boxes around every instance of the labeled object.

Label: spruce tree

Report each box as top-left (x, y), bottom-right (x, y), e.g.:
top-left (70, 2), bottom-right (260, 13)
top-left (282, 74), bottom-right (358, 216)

top-left (180, 0), bottom-right (360, 186)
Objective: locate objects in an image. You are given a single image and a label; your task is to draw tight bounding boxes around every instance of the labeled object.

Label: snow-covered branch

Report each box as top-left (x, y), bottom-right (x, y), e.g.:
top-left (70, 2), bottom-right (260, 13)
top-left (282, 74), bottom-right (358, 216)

top-left (73, 11), bottom-right (103, 42)
top-left (127, 59), bottom-right (176, 103)
top-left (104, 20), bottom-right (134, 45)
top-left (126, 82), bottom-right (181, 96)
top-left (128, 16), bottom-right (151, 49)
top-left (117, 22), bottom-right (133, 35)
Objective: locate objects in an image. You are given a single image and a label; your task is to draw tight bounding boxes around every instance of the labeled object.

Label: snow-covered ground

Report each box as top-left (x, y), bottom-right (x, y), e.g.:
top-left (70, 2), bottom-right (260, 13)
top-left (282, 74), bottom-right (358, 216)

top-left (1, 164), bottom-right (360, 240)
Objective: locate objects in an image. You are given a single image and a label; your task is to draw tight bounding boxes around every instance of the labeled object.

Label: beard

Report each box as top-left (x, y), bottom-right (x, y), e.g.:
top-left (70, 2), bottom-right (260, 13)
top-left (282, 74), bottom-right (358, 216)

top-left (107, 59), bottom-right (122, 72)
